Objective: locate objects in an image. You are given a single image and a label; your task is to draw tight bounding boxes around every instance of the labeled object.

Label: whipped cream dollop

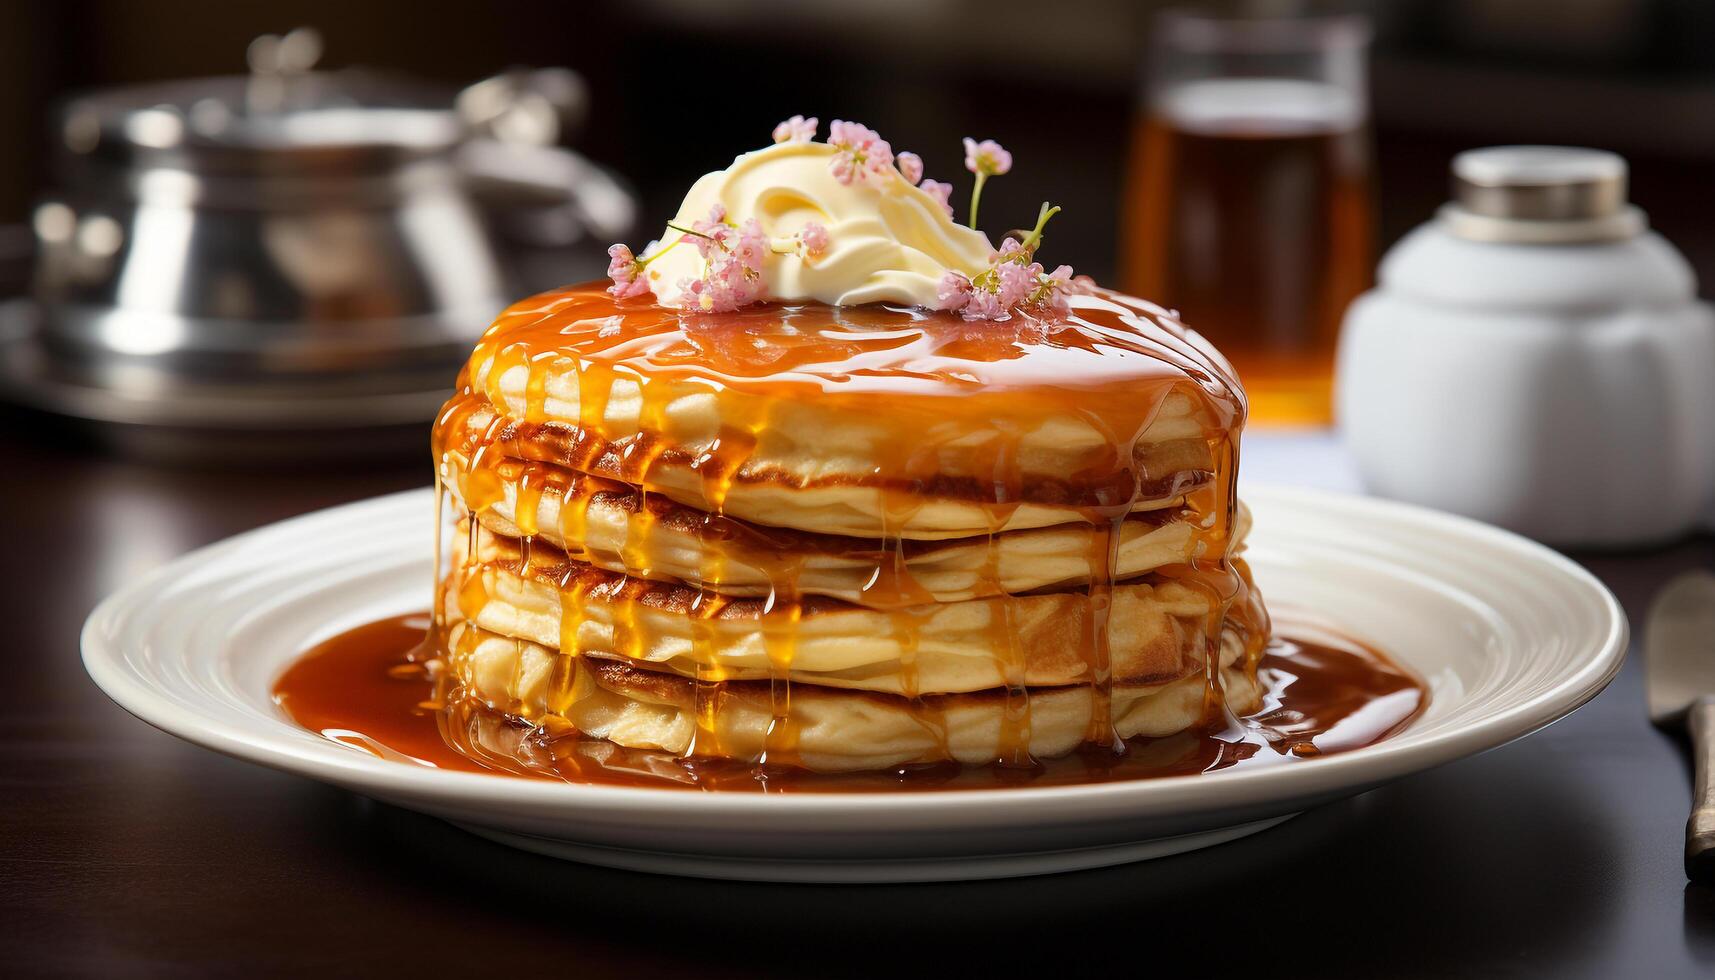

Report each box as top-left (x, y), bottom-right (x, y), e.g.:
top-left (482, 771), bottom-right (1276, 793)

top-left (643, 141), bottom-right (994, 309)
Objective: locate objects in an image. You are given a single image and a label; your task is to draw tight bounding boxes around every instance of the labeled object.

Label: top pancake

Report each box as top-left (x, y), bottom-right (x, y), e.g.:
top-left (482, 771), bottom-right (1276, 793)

top-left (437, 282), bottom-right (1245, 539)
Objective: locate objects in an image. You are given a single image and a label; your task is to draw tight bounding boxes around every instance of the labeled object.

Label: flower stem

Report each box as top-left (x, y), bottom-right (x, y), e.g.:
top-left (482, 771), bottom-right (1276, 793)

top-left (1018, 202), bottom-right (1061, 253)
top-left (969, 173), bottom-right (989, 227)
top-left (651, 222), bottom-right (721, 264)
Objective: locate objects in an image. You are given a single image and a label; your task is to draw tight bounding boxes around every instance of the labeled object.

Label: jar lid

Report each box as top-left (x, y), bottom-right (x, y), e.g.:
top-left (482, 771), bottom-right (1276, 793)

top-left (1443, 146), bottom-right (1645, 244)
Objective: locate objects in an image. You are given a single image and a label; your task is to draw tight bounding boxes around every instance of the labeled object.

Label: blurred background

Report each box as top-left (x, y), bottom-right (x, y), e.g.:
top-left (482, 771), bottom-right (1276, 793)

top-left (0, 0), bottom-right (1710, 537)
top-left (2, 0), bottom-right (1712, 273)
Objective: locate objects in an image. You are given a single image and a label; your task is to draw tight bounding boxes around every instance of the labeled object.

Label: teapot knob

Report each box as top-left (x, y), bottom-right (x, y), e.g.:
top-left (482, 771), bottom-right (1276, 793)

top-left (244, 26), bottom-right (323, 114)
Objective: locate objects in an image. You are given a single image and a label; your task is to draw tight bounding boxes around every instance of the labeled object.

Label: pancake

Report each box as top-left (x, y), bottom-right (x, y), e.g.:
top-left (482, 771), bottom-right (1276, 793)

top-left (449, 523), bottom-right (1268, 696)
top-left (442, 452), bottom-right (1253, 607)
top-left (438, 393), bottom-right (1217, 541)
top-left (442, 619), bottom-right (1263, 773)
top-left (434, 284), bottom-right (1243, 540)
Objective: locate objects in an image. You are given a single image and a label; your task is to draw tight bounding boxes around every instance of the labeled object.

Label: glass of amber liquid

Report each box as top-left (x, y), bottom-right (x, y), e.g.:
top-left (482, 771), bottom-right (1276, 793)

top-left (1122, 10), bottom-right (1374, 426)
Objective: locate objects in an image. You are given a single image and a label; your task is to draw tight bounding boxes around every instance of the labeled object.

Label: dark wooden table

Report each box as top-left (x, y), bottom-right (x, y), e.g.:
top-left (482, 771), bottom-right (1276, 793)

top-left (4, 409), bottom-right (1714, 979)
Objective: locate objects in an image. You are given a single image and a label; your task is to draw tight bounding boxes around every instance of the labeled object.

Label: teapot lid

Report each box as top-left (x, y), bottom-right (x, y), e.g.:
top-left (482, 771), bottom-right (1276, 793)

top-left (56, 28), bottom-right (462, 178)
top-left (1442, 146), bottom-right (1645, 244)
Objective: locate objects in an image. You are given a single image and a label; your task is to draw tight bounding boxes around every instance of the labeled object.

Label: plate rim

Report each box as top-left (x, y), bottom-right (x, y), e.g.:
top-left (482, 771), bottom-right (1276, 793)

top-left (81, 483), bottom-right (1629, 820)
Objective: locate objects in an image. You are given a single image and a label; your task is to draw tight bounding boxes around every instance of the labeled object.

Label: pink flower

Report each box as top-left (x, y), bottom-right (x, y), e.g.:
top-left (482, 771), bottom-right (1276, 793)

top-left (827, 119), bottom-right (894, 185)
top-left (675, 207), bottom-right (768, 313)
top-left (896, 151), bottom-right (923, 185)
top-left (1040, 264), bottom-right (1076, 312)
top-left (828, 119), bottom-right (876, 149)
top-left (919, 179), bottom-right (954, 216)
top-left (606, 243), bottom-right (650, 298)
top-left (691, 225), bottom-right (730, 260)
top-left (719, 269), bottom-right (765, 310)
top-left (772, 115), bottom-right (818, 144)
top-left (799, 222), bottom-right (829, 257)
top-left (995, 260), bottom-right (1037, 308)
top-left (731, 218), bottom-right (768, 269)
top-left (964, 287), bottom-right (1005, 320)
top-left (963, 138), bottom-right (1013, 177)
top-left (944, 254), bottom-right (1079, 321)
top-left (680, 262), bottom-right (761, 313)
top-left (936, 271), bottom-right (973, 312)
top-left (939, 191), bottom-right (1074, 319)
top-left (679, 277), bottom-right (717, 312)
top-left (607, 242), bottom-right (635, 275)
top-left (689, 204), bottom-right (733, 258)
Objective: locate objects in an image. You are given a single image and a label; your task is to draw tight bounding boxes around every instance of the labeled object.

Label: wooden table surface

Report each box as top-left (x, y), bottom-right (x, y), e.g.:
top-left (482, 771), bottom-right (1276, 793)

top-left (4, 408), bottom-right (1714, 978)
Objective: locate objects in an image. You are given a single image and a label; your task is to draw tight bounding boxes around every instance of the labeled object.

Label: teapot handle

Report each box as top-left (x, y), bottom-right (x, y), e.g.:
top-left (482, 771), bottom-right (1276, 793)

top-left (458, 141), bottom-right (638, 246)
top-left (453, 68), bottom-right (635, 247)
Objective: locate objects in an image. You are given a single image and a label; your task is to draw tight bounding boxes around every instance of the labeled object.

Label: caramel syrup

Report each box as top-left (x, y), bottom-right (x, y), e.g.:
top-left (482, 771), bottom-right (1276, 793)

top-left (272, 611), bottom-right (1426, 792)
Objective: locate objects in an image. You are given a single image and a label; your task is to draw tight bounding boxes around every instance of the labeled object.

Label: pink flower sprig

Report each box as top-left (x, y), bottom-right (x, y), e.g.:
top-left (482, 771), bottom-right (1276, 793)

top-left (919, 179), bottom-right (954, 217)
top-left (962, 137), bottom-right (1012, 227)
top-left (768, 221), bottom-right (831, 260)
top-left (773, 115), bottom-right (818, 143)
top-left (896, 151), bottom-right (923, 185)
top-left (827, 119), bottom-right (894, 185)
top-left (661, 204), bottom-right (770, 313)
top-left (606, 244), bottom-right (653, 299)
top-left (798, 222), bottom-right (829, 257)
top-left (936, 202), bottom-right (1084, 320)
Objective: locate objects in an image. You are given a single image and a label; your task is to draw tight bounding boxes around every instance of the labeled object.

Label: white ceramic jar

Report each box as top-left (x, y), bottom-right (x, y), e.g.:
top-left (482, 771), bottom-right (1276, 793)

top-left (1337, 146), bottom-right (1715, 547)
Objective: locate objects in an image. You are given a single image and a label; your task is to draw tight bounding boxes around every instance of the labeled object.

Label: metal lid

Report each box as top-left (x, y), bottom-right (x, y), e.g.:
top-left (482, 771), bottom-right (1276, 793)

top-left (56, 28), bottom-right (462, 178)
top-left (1442, 146), bottom-right (1644, 244)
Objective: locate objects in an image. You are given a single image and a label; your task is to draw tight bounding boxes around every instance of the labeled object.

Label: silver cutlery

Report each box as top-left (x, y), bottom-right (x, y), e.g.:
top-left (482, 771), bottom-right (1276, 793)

top-left (1645, 570), bottom-right (1715, 881)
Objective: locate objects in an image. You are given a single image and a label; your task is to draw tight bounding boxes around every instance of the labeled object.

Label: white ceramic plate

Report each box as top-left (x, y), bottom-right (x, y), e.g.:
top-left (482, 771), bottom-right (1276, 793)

top-left (82, 486), bottom-right (1626, 883)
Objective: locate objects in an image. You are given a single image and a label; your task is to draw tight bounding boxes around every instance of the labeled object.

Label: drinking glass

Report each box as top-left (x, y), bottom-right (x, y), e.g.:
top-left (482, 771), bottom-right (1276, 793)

top-left (1121, 10), bottom-right (1375, 426)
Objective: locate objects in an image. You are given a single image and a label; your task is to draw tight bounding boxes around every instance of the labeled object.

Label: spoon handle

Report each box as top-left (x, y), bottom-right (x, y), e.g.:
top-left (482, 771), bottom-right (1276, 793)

top-left (1688, 699), bottom-right (1715, 881)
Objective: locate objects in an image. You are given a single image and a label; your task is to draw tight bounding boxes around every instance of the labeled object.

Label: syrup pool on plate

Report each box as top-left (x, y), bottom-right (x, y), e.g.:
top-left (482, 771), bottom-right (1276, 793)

top-left (272, 611), bottom-right (1426, 792)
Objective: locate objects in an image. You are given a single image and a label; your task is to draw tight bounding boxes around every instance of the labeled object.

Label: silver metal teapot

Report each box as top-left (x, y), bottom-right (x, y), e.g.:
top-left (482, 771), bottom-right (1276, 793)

top-left (6, 28), bottom-right (635, 456)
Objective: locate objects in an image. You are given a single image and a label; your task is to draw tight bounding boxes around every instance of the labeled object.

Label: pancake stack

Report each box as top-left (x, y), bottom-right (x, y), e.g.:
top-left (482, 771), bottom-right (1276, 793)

top-left (431, 283), bottom-right (1267, 774)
